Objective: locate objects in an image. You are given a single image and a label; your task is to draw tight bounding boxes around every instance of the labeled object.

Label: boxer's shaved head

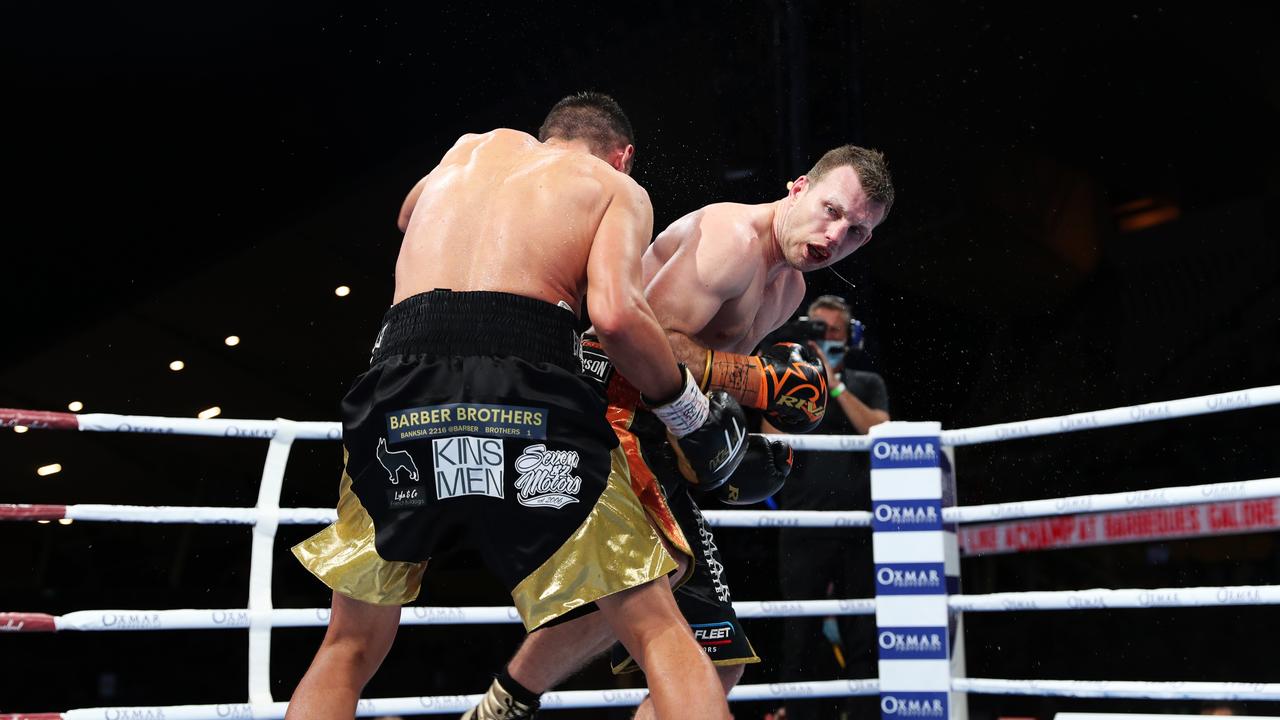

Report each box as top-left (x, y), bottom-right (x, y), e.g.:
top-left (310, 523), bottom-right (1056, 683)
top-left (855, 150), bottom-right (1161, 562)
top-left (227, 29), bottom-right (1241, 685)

top-left (539, 92), bottom-right (635, 163)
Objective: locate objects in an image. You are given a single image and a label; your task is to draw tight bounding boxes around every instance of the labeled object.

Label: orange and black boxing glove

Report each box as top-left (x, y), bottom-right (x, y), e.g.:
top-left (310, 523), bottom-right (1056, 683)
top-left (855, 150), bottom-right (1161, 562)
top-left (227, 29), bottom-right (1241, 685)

top-left (702, 342), bottom-right (828, 433)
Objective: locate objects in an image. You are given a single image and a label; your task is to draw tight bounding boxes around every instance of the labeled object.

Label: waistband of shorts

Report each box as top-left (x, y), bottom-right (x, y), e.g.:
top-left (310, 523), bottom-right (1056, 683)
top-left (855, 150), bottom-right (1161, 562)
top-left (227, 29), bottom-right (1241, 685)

top-left (372, 290), bottom-right (581, 371)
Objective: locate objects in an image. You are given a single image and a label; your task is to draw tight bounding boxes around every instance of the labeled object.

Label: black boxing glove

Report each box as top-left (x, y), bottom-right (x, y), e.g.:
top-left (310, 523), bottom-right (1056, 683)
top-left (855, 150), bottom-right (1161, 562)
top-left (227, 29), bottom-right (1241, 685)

top-left (756, 342), bottom-right (828, 433)
top-left (646, 365), bottom-right (748, 491)
top-left (715, 435), bottom-right (793, 505)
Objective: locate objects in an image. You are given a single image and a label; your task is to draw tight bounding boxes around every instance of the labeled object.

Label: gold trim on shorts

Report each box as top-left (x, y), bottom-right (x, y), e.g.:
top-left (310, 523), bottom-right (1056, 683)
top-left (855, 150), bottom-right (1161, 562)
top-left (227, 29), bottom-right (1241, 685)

top-left (292, 462), bottom-right (427, 606)
top-left (512, 445), bottom-right (677, 631)
top-left (611, 637), bottom-right (761, 675)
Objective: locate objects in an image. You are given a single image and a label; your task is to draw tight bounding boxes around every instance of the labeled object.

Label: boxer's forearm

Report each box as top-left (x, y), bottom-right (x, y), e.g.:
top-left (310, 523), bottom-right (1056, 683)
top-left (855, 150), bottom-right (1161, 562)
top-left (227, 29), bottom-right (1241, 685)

top-left (666, 331), bottom-right (767, 408)
top-left (593, 297), bottom-right (684, 401)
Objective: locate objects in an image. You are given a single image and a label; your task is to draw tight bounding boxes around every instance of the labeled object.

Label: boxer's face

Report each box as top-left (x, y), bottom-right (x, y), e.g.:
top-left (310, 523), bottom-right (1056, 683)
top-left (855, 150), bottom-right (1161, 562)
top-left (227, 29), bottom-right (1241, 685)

top-left (781, 165), bottom-right (886, 271)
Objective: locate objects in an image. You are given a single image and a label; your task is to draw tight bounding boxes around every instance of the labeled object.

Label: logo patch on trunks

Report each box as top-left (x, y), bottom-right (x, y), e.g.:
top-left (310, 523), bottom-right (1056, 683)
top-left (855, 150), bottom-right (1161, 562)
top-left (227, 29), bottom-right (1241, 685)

top-left (376, 438), bottom-right (420, 485)
top-left (691, 621), bottom-right (735, 650)
top-left (386, 403), bottom-right (547, 444)
top-left (387, 484), bottom-right (425, 509)
top-left (513, 444), bottom-right (582, 509)
top-left (580, 346), bottom-right (613, 388)
top-left (433, 436), bottom-right (505, 501)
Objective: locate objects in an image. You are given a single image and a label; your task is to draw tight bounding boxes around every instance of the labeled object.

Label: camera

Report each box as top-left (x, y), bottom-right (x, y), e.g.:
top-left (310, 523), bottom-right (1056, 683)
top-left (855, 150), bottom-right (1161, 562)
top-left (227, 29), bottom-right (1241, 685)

top-left (760, 315), bottom-right (867, 353)
top-left (760, 317), bottom-right (829, 349)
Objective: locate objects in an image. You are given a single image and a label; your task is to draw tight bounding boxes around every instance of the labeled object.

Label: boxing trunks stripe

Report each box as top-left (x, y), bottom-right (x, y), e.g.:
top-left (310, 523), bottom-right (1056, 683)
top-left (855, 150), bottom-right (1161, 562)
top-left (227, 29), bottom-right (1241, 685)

top-left (584, 337), bottom-right (694, 571)
top-left (580, 336), bottom-right (760, 670)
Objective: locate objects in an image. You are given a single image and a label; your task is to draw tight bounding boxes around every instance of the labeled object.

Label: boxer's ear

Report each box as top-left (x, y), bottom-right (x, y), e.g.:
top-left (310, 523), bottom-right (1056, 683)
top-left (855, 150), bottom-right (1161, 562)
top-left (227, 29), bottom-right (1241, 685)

top-left (614, 144), bottom-right (636, 175)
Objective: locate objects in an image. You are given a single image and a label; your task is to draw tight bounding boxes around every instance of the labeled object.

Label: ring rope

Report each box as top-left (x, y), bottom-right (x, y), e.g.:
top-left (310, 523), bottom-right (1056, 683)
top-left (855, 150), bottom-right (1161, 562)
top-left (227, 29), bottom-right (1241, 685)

top-left (0, 599), bottom-right (878, 633)
top-left (5, 679), bottom-right (881, 720)
top-left (945, 476), bottom-right (1280, 524)
top-left (15, 676), bottom-right (1280, 720)
top-left (0, 504), bottom-right (873, 528)
top-left (5, 585), bottom-right (1277, 633)
top-left (4, 383), bottom-right (1279, 449)
top-left (953, 678), bottom-right (1280, 701)
top-left (8, 474), bottom-right (1278, 528)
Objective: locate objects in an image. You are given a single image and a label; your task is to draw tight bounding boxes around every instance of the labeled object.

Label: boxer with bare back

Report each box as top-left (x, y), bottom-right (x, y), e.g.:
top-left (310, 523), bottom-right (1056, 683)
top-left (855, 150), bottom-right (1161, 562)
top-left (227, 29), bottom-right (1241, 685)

top-left (464, 144), bottom-right (894, 719)
top-left (286, 92), bottom-right (747, 720)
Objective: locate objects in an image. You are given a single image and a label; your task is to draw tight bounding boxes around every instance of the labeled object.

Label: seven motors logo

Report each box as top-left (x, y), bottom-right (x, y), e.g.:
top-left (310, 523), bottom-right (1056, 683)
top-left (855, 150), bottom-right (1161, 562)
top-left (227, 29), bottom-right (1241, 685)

top-left (513, 444), bottom-right (582, 509)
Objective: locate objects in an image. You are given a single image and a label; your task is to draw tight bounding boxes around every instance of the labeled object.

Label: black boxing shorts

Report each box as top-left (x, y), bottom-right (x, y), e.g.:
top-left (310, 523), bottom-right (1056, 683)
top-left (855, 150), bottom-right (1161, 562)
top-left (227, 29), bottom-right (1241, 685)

top-left (580, 337), bottom-right (760, 670)
top-left (293, 290), bottom-right (675, 631)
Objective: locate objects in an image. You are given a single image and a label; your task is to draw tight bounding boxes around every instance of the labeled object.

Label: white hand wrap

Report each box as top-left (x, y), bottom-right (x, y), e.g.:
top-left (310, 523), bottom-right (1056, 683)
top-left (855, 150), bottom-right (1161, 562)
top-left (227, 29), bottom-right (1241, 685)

top-left (649, 366), bottom-right (710, 438)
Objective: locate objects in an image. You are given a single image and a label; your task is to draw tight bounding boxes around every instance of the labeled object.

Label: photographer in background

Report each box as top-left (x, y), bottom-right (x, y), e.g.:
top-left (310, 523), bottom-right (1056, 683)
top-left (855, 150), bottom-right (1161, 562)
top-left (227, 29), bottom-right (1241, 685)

top-left (764, 294), bottom-right (890, 720)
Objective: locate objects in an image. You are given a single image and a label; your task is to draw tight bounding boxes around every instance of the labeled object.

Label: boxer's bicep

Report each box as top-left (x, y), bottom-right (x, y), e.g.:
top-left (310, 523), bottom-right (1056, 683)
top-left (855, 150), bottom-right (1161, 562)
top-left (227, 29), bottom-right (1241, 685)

top-left (586, 184), bottom-right (654, 331)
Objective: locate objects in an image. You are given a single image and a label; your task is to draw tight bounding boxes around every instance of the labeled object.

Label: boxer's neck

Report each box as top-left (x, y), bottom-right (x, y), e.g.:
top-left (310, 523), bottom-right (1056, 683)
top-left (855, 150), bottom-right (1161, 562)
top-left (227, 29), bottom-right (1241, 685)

top-left (543, 137), bottom-right (595, 157)
top-left (764, 198), bottom-right (791, 272)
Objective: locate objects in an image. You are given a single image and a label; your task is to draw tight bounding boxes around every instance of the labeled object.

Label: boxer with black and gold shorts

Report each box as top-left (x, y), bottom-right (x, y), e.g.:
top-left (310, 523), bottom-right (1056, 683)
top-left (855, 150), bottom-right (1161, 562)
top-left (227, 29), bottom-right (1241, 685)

top-left (293, 290), bottom-right (675, 631)
top-left (580, 336), bottom-right (760, 671)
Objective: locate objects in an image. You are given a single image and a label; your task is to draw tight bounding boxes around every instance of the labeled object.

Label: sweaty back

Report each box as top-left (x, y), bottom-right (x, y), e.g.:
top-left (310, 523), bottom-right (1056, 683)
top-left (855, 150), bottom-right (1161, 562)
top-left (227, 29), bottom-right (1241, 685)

top-left (394, 129), bottom-right (620, 312)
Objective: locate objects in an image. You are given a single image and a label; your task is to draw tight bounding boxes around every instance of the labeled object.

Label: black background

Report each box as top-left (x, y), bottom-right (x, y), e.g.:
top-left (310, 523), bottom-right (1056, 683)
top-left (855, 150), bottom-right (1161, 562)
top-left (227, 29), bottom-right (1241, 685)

top-left (3, 1), bottom-right (1278, 717)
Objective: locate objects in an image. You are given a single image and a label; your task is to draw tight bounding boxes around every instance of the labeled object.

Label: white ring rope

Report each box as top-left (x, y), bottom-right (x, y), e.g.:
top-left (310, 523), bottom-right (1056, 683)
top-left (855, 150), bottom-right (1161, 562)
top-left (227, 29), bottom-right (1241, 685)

top-left (14, 474), bottom-right (1278, 528)
top-left (26, 680), bottom-right (882, 720)
top-left (8, 585), bottom-right (1278, 633)
top-left (68, 504), bottom-right (339, 524)
top-left (949, 585), bottom-right (1280, 612)
top-left (944, 476), bottom-right (1280, 524)
top-left (783, 384), bottom-right (1280, 450)
top-left (1, 599), bottom-right (879, 633)
top-left (5, 383), bottom-right (1279, 450)
top-left (34, 677), bottom-right (1280, 720)
top-left (954, 678), bottom-right (1280, 701)
top-left (78, 413), bottom-right (341, 440)
top-left (939, 385), bottom-right (1280, 447)
top-left (4, 505), bottom-right (874, 527)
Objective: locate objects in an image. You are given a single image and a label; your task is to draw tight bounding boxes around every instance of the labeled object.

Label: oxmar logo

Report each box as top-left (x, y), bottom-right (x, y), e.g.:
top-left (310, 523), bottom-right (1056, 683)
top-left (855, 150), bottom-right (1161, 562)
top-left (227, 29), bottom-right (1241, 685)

top-left (875, 563), bottom-right (945, 595)
top-left (881, 693), bottom-right (947, 718)
top-left (872, 501), bottom-right (942, 531)
top-left (877, 627), bottom-right (946, 659)
top-left (514, 444), bottom-right (582, 509)
top-left (871, 437), bottom-right (939, 469)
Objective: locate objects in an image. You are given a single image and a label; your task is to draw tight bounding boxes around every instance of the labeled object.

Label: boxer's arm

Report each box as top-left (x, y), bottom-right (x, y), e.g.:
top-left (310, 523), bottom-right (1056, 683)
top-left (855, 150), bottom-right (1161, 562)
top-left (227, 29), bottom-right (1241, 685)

top-left (587, 181), bottom-right (683, 400)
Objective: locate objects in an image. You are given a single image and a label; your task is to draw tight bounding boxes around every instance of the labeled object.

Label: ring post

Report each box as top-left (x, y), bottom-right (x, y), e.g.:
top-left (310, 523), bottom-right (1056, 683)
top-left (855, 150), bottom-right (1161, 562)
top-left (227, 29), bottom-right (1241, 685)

top-left (870, 421), bottom-right (963, 720)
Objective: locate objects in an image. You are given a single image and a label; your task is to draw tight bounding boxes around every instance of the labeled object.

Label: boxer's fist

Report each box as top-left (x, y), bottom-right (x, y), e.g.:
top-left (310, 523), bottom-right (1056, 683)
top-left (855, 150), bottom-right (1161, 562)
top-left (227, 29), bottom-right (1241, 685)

top-left (669, 390), bottom-right (748, 491)
top-left (758, 342), bottom-right (828, 432)
top-left (648, 367), bottom-right (748, 490)
top-left (715, 435), bottom-right (793, 505)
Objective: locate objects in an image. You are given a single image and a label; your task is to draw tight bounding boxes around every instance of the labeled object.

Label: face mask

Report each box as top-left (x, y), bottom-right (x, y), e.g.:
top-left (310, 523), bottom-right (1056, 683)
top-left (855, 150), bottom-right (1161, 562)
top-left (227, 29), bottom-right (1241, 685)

top-left (819, 339), bottom-right (847, 368)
